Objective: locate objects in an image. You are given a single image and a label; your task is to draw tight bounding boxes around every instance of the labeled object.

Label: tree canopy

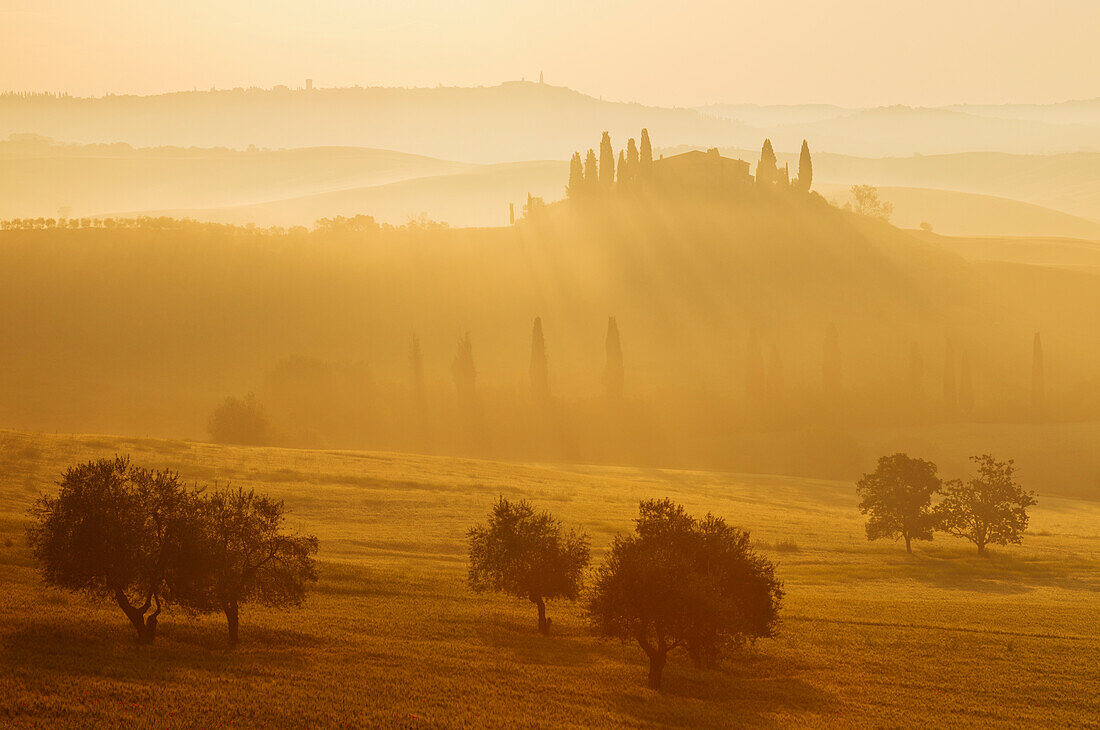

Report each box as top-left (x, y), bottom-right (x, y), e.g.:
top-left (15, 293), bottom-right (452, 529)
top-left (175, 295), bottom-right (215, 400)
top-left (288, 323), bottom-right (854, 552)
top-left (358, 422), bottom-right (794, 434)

top-left (187, 487), bottom-right (318, 644)
top-left (588, 499), bottom-right (782, 690)
top-left (26, 457), bottom-right (207, 643)
top-left (467, 497), bottom-right (590, 634)
top-left (935, 455), bottom-right (1036, 555)
top-left (856, 453), bottom-right (940, 553)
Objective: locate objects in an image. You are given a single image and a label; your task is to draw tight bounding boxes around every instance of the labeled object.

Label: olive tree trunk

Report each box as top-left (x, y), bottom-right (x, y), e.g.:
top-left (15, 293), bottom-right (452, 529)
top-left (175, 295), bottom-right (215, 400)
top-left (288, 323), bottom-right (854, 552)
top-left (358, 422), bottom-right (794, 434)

top-left (115, 590), bottom-right (159, 644)
top-left (532, 595), bottom-right (549, 635)
top-left (224, 599), bottom-right (240, 646)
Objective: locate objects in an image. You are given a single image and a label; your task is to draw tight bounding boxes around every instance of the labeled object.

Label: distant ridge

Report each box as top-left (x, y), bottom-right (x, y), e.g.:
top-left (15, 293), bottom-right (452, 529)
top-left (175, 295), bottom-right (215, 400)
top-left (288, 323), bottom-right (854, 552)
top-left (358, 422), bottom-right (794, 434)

top-left (3, 82), bottom-right (1097, 162)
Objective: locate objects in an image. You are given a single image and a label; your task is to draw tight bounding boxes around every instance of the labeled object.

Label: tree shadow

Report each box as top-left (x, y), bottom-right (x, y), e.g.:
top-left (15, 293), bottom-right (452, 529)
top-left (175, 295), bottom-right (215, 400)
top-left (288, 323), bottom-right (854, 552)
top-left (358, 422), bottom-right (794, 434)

top-left (472, 614), bottom-right (617, 668)
top-left (902, 549), bottom-right (1099, 594)
top-left (2, 617), bottom-right (315, 686)
top-left (612, 651), bottom-right (835, 728)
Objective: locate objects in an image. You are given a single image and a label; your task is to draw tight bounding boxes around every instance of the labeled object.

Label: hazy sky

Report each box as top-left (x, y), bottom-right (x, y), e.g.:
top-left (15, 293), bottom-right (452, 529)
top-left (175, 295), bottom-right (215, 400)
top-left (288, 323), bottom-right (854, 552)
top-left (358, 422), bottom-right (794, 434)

top-left (3, 0), bottom-right (1097, 107)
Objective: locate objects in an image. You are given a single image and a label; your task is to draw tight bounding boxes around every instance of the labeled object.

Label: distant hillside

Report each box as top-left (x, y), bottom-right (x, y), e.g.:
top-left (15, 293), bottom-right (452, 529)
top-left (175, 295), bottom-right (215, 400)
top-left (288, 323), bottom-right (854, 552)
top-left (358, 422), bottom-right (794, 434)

top-left (0, 84), bottom-right (759, 163)
top-left (948, 98), bottom-right (1100, 127)
top-left (916, 232), bottom-right (1100, 272)
top-left (700, 101), bottom-right (1100, 156)
top-left (3, 185), bottom-right (1099, 455)
top-left (663, 146), bottom-right (1100, 221)
top-left (0, 135), bottom-right (472, 219)
top-left (144, 161), bottom-right (569, 228)
top-left (772, 107), bottom-right (1100, 157)
top-left (4, 84), bottom-right (1098, 163)
top-left (816, 184), bottom-right (1100, 240)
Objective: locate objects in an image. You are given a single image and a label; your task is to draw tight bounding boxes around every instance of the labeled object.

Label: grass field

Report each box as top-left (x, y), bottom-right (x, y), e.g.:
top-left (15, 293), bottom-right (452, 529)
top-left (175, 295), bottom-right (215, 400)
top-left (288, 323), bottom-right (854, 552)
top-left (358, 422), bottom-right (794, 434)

top-left (1, 429), bottom-right (1098, 728)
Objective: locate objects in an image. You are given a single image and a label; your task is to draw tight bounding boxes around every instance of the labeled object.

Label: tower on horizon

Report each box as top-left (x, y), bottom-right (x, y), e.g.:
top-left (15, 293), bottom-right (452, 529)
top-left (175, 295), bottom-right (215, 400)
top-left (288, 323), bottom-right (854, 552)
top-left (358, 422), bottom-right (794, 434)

top-left (306, 78), bottom-right (313, 91)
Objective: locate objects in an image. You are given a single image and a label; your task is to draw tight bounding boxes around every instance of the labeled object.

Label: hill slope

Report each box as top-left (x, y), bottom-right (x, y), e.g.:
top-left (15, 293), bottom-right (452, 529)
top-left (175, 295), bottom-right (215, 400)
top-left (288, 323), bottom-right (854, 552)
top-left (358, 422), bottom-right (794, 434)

top-left (816, 184), bottom-right (1100, 239)
top-left (1, 430), bottom-right (1098, 727)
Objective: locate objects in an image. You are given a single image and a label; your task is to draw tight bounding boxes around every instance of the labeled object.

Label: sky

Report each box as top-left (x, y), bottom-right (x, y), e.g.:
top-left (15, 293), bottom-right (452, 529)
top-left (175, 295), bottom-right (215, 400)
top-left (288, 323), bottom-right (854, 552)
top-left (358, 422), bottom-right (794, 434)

top-left (3, 0), bottom-right (1098, 108)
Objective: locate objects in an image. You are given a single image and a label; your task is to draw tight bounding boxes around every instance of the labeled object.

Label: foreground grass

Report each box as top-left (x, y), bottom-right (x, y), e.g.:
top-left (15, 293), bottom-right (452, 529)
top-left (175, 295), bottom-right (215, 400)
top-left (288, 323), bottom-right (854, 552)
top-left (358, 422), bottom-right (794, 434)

top-left (1, 429), bottom-right (1098, 727)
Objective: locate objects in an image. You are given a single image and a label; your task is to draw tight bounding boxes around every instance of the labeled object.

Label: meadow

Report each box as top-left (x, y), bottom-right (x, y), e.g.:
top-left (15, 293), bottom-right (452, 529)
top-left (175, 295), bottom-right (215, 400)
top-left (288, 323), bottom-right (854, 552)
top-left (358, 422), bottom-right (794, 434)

top-left (1, 428), bottom-right (1097, 727)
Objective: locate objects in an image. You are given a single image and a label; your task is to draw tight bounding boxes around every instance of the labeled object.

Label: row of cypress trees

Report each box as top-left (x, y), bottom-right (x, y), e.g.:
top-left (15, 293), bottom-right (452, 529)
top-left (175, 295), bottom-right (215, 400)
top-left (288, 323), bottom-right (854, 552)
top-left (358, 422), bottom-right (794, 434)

top-left (566, 129), bottom-right (654, 197)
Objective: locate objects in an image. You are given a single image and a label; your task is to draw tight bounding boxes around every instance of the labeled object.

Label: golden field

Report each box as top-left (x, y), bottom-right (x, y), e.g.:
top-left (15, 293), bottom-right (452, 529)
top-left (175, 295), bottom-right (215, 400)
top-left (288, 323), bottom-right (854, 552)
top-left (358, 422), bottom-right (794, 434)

top-left (1, 428), bottom-right (1097, 728)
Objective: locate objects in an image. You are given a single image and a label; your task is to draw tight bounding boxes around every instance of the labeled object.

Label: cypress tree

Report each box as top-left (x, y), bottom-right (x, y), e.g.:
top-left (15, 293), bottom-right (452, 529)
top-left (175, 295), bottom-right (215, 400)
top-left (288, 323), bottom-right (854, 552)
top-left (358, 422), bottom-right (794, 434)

top-left (757, 139), bottom-right (778, 186)
top-left (584, 149), bottom-right (599, 192)
top-left (909, 342), bottom-right (924, 396)
top-left (617, 150), bottom-right (628, 188)
top-left (567, 152), bottom-right (584, 199)
top-left (959, 351), bottom-right (974, 416)
top-left (943, 338), bottom-right (957, 412)
top-left (530, 317), bottom-right (549, 405)
top-left (410, 334), bottom-right (429, 450)
top-left (797, 139), bottom-right (813, 192)
top-left (745, 329), bottom-right (765, 403)
top-left (823, 323), bottom-right (842, 396)
top-left (639, 129), bottom-right (653, 179)
top-left (624, 136), bottom-right (642, 186)
top-left (1032, 332), bottom-right (1044, 419)
top-left (604, 317), bottom-right (624, 403)
top-left (599, 132), bottom-right (615, 190)
top-left (766, 345), bottom-right (784, 405)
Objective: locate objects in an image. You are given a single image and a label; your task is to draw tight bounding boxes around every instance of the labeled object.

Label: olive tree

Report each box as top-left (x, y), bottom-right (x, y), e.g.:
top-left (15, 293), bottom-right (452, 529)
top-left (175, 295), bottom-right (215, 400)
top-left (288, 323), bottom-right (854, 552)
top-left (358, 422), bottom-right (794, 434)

top-left (856, 453), bottom-right (941, 553)
top-left (467, 497), bottom-right (590, 635)
top-left (189, 487), bottom-right (319, 645)
top-left (936, 455), bottom-right (1036, 555)
top-left (26, 457), bottom-right (207, 644)
top-left (587, 499), bottom-right (782, 690)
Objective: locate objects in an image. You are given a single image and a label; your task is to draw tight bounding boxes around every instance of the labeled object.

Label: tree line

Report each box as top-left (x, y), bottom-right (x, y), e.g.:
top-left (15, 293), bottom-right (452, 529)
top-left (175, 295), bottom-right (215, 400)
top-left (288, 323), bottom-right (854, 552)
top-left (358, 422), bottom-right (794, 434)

top-left (857, 453), bottom-right (1036, 555)
top-left (565, 130), bottom-right (815, 198)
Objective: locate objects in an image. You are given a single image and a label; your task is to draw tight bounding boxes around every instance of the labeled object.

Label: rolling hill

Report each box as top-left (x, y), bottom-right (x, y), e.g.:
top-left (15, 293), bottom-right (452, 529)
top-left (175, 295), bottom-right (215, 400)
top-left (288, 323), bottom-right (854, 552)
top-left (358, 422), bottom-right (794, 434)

top-left (1, 429), bottom-right (1098, 726)
top-left (816, 184), bottom-right (1100, 240)
top-left (4, 83), bottom-right (1099, 164)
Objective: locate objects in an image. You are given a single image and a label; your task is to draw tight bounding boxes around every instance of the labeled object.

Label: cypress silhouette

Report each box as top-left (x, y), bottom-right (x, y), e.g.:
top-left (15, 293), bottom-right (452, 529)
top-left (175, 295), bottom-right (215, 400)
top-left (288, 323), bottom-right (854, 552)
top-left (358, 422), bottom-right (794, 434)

top-left (604, 317), bottom-right (624, 403)
top-left (626, 137), bottom-right (639, 186)
top-left (584, 149), bottom-right (599, 192)
top-left (639, 129), bottom-right (653, 180)
top-left (797, 139), bottom-right (813, 192)
top-left (1032, 332), bottom-right (1044, 419)
top-left (410, 334), bottom-right (429, 449)
top-left (756, 139), bottom-right (778, 186)
top-left (959, 351), bottom-right (974, 416)
top-left (599, 132), bottom-right (615, 190)
top-left (766, 345), bottom-right (785, 406)
top-left (745, 329), bottom-right (766, 403)
top-left (530, 317), bottom-right (549, 406)
top-left (822, 323), bottom-right (842, 397)
top-left (566, 152), bottom-right (584, 199)
top-left (943, 338), bottom-right (957, 412)
top-left (452, 333), bottom-right (480, 450)
top-left (616, 150), bottom-right (627, 187)
top-left (909, 342), bottom-right (924, 397)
